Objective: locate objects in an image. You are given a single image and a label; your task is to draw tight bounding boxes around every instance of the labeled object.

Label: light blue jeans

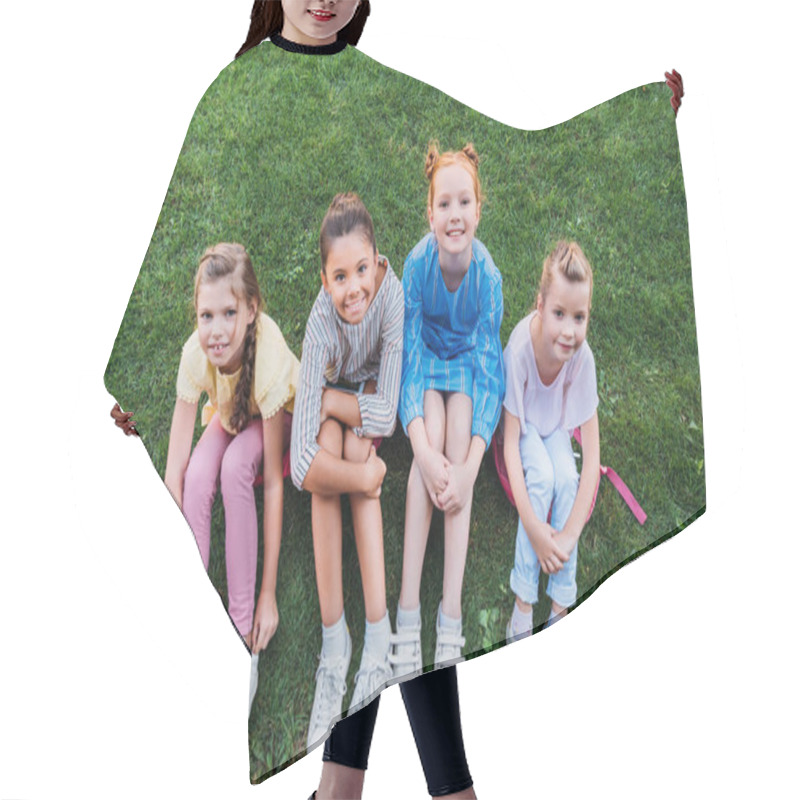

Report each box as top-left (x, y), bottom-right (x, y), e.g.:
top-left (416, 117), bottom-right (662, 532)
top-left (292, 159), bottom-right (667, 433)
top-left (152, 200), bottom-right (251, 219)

top-left (509, 427), bottom-right (580, 608)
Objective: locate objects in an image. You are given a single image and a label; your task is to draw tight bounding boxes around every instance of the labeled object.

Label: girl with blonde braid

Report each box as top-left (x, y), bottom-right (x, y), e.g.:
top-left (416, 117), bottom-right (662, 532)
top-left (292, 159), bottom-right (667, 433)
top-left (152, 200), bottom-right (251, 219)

top-left (164, 243), bottom-right (299, 706)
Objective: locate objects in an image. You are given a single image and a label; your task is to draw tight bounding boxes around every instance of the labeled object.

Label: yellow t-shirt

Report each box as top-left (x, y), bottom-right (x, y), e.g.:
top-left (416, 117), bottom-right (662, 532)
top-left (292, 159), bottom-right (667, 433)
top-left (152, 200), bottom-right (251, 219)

top-left (176, 312), bottom-right (299, 434)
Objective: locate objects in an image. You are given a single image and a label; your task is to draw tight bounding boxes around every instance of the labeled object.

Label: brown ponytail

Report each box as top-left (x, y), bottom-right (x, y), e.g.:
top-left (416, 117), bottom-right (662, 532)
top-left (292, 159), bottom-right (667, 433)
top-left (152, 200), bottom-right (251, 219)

top-left (236, 1), bottom-right (372, 59)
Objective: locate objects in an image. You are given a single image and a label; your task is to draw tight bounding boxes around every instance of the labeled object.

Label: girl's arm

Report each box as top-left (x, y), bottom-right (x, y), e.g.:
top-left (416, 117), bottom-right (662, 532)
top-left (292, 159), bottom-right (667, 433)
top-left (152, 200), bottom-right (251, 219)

top-left (164, 398), bottom-right (198, 508)
top-left (355, 278), bottom-right (404, 437)
top-left (553, 411), bottom-right (600, 556)
top-left (470, 267), bottom-right (505, 448)
top-left (290, 334), bottom-right (333, 489)
top-left (319, 385), bottom-right (365, 429)
top-left (503, 410), bottom-right (569, 574)
top-left (302, 444), bottom-right (386, 497)
top-left (399, 257), bottom-right (450, 501)
top-left (292, 337), bottom-right (386, 496)
top-left (251, 409), bottom-right (285, 654)
top-left (398, 255), bottom-right (426, 434)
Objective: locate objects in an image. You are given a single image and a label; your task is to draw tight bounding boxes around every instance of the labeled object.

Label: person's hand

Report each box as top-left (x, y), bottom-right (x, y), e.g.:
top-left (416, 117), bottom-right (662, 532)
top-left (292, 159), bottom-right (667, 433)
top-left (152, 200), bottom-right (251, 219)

top-left (551, 527), bottom-right (579, 565)
top-left (363, 446), bottom-right (387, 498)
top-left (363, 378), bottom-right (377, 395)
top-left (436, 462), bottom-right (475, 514)
top-left (531, 524), bottom-right (569, 574)
top-left (110, 403), bottom-right (138, 436)
top-left (418, 448), bottom-right (451, 508)
top-left (251, 590), bottom-right (279, 654)
top-left (665, 69), bottom-right (683, 115)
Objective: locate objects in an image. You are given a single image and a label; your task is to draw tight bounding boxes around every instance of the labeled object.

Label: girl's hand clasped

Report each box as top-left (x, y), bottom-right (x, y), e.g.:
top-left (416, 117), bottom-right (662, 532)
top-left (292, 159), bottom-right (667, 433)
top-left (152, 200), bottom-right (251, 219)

top-left (436, 462), bottom-right (474, 514)
top-left (531, 524), bottom-right (569, 575)
top-left (363, 446), bottom-right (387, 498)
top-left (420, 448), bottom-right (451, 508)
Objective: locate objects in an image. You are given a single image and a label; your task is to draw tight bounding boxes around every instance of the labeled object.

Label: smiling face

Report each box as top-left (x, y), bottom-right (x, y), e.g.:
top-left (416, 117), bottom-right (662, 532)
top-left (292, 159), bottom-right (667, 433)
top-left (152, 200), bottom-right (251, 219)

top-left (321, 231), bottom-right (379, 324)
top-left (196, 277), bottom-right (257, 374)
top-left (428, 163), bottom-right (481, 267)
top-left (535, 271), bottom-right (591, 370)
top-left (280, 0), bottom-right (360, 46)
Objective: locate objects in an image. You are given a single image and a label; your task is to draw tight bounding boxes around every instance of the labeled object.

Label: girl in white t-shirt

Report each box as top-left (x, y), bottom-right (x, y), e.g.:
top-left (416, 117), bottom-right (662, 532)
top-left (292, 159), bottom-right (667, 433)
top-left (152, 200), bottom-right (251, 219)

top-left (502, 241), bottom-right (601, 638)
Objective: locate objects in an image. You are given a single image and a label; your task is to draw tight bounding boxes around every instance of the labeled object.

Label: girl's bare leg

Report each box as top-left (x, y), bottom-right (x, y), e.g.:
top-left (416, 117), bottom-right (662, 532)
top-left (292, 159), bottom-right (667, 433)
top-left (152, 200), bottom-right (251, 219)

top-left (441, 393), bottom-right (473, 620)
top-left (316, 762), bottom-right (365, 800)
top-left (345, 430), bottom-right (386, 624)
top-left (439, 789), bottom-right (477, 799)
top-left (399, 390), bottom-right (446, 611)
top-left (312, 419), bottom-right (345, 626)
top-left (316, 762), bottom-right (477, 800)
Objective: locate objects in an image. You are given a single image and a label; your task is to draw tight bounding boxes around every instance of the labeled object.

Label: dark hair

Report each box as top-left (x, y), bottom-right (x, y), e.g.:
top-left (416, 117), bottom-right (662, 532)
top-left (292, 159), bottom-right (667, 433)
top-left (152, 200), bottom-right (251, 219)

top-left (236, 1), bottom-right (371, 59)
top-left (319, 193), bottom-right (376, 272)
top-left (194, 243), bottom-right (263, 434)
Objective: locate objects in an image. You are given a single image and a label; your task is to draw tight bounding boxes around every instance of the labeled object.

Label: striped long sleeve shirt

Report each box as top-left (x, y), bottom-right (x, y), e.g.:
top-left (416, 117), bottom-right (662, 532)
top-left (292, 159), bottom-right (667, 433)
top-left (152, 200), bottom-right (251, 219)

top-left (290, 259), bottom-right (404, 490)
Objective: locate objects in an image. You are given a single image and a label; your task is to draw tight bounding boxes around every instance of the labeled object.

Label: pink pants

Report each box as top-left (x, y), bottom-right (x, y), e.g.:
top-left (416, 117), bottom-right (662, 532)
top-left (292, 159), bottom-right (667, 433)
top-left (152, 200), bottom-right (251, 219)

top-left (182, 415), bottom-right (268, 638)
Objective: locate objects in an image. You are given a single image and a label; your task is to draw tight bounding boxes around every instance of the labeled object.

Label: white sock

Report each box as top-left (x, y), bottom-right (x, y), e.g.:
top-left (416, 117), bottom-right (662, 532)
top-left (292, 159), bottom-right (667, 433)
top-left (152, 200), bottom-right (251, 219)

top-left (545, 606), bottom-right (564, 628)
top-left (362, 611), bottom-right (391, 662)
top-left (437, 602), bottom-right (462, 633)
top-left (511, 602), bottom-right (533, 636)
top-left (396, 603), bottom-right (421, 629)
top-left (248, 653), bottom-right (259, 714)
top-left (321, 612), bottom-right (348, 659)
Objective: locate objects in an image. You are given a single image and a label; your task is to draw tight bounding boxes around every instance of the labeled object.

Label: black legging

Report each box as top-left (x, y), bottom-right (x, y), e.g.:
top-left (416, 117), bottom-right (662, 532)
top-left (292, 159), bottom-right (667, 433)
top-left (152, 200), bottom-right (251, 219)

top-left (323, 666), bottom-right (473, 797)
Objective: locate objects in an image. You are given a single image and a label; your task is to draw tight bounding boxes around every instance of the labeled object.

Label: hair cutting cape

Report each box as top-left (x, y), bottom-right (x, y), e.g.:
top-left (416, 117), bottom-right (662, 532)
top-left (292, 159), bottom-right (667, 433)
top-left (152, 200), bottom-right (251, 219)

top-left (105, 41), bottom-right (704, 783)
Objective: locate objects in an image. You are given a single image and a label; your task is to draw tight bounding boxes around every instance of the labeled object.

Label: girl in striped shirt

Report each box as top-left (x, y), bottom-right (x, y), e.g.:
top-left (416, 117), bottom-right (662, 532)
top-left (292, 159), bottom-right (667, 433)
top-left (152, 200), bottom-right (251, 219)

top-left (395, 143), bottom-right (505, 671)
top-left (290, 193), bottom-right (404, 748)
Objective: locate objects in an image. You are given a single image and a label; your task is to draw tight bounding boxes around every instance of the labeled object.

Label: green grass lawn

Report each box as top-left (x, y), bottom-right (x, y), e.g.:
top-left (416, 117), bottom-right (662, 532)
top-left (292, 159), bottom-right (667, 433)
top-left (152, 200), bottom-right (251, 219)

top-left (105, 45), bottom-right (704, 781)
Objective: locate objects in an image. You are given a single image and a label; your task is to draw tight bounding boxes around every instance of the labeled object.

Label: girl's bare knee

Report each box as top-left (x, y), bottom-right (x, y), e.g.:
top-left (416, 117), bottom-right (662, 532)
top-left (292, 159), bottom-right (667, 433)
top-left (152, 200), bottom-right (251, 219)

top-left (317, 418), bottom-right (344, 456)
top-left (423, 390), bottom-right (447, 452)
top-left (343, 428), bottom-right (372, 462)
top-left (445, 392), bottom-right (472, 463)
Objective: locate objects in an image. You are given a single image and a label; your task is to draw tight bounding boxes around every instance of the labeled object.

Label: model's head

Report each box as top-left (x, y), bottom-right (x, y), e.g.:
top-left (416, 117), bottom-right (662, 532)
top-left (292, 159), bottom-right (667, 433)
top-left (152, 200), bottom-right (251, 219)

top-left (237, 0), bottom-right (371, 58)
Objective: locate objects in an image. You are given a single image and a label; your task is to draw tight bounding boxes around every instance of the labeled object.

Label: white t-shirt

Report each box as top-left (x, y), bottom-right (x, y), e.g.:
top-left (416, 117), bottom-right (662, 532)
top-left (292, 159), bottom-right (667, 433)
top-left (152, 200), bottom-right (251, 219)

top-left (502, 312), bottom-right (599, 438)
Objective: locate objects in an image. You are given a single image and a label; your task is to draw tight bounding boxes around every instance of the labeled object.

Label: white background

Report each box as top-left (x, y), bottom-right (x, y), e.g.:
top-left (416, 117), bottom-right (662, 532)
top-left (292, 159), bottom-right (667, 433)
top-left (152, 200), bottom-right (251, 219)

top-left (1, 1), bottom-right (797, 798)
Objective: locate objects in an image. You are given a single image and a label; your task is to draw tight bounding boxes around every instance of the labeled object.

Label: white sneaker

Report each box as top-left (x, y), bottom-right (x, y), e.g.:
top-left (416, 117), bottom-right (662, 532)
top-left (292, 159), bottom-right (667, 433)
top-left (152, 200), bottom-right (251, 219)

top-left (434, 610), bottom-right (465, 667)
top-left (389, 617), bottom-right (423, 679)
top-left (248, 653), bottom-right (259, 714)
top-left (306, 628), bottom-right (352, 749)
top-left (350, 647), bottom-right (393, 710)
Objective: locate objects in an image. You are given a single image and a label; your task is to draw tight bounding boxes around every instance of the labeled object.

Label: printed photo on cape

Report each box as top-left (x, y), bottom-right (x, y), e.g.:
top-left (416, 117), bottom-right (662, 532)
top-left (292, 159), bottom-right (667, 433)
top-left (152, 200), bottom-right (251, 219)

top-left (105, 37), bottom-right (703, 782)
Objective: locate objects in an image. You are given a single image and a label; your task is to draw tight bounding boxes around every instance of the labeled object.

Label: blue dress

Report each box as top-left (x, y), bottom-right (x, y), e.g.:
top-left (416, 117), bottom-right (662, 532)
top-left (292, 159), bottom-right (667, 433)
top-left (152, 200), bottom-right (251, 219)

top-left (399, 232), bottom-right (505, 447)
